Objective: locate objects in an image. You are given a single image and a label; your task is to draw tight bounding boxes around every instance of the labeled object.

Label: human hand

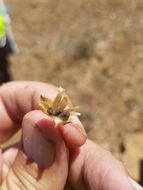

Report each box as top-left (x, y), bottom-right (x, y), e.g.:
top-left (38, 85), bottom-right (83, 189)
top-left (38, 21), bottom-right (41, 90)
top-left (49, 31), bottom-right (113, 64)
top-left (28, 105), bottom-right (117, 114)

top-left (0, 81), bottom-right (142, 190)
top-left (0, 81), bottom-right (87, 190)
top-left (66, 139), bottom-right (143, 190)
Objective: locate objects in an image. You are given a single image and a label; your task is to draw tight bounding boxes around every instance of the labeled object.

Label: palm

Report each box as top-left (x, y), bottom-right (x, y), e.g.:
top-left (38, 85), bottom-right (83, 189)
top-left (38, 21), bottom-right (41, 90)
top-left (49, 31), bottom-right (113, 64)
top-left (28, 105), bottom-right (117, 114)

top-left (0, 143), bottom-right (19, 184)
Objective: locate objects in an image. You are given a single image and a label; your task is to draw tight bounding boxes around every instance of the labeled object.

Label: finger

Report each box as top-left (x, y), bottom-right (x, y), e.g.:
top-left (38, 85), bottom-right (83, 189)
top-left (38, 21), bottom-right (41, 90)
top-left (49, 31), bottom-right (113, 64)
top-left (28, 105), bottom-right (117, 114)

top-left (128, 177), bottom-right (143, 190)
top-left (0, 81), bottom-right (58, 143)
top-left (64, 182), bottom-right (76, 190)
top-left (68, 140), bottom-right (136, 190)
top-left (0, 81), bottom-right (86, 148)
top-left (0, 149), bottom-right (3, 184)
top-left (1, 110), bottom-right (68, 190)
top-left (59, 123), bottom-right (87, 148)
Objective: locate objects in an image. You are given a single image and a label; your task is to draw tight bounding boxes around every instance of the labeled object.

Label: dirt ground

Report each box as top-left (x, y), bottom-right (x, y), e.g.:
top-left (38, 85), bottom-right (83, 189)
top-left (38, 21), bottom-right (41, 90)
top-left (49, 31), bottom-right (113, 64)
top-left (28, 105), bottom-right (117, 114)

top-left (4, 0), bottom-right (143, 182)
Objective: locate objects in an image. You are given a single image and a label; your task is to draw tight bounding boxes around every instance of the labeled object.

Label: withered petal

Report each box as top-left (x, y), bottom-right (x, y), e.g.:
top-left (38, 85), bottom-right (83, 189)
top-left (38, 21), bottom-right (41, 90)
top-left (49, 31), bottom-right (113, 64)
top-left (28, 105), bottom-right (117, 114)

top-left (65, 106), bottom-right (79, 112)
top-left (40, 95), bottom-right (53, 107)
top-left (53, 90), bottom-right (64, 112)
top-left (59, 96), bottom-right (68, 111)
top-left (39, 103), bottom-right (48, 114)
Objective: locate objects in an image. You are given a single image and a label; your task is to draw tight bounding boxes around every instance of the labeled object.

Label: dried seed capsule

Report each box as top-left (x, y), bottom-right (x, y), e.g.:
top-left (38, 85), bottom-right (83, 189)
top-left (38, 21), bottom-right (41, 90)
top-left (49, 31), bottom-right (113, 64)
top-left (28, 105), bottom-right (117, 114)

top-left (59, 111), bottom-right (70, 121)
top-left (55, 108), bottom-right (63, 116)
top-left (39, 87), bottom-right (80, 127)
top-left (47, 107), bottom-right (54, 115)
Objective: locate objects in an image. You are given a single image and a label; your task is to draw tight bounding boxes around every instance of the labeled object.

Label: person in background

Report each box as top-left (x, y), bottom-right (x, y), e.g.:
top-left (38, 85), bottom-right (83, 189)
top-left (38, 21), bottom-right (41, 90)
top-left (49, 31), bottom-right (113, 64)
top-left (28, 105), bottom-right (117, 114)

top-left (0, 0), bottom-right (18, 84)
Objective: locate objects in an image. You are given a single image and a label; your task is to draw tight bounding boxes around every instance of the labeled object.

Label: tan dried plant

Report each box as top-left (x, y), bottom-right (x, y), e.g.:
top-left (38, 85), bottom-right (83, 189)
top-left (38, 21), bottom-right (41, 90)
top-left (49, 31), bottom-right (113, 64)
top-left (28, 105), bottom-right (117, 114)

top-left (39, 87), bottom-right (80, 127)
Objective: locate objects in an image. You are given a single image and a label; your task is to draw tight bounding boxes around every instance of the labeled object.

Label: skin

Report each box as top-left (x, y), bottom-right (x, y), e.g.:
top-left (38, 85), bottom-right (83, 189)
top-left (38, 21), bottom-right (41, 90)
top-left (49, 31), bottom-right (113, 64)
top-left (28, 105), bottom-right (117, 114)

top-left (0, 81), bottom-right (142, 190)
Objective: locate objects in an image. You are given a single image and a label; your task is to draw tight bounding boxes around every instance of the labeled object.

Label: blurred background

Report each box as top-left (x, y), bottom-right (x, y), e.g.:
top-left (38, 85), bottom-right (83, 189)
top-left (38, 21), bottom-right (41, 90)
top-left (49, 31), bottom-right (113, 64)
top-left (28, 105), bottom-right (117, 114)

top-left (1, 0), bottom-right (143, 185)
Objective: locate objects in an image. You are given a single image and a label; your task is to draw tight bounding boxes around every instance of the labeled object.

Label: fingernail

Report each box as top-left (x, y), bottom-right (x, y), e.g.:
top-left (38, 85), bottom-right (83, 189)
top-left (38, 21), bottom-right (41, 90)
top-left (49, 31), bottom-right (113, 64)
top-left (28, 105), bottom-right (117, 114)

top-left (69, 123), bottom-right (87, 138)
top-left (128, 177), bottom-right (143, 190)
top-left (61, 123), bottom-right (87, 148)
top-left (22, 118), bottom-right (55, 167)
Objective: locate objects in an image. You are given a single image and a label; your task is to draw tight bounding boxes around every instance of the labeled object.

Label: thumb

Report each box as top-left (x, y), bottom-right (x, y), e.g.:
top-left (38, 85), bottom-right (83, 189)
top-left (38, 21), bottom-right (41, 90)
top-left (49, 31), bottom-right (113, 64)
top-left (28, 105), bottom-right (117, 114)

top-left (1, 110), bottom-right (68, 190)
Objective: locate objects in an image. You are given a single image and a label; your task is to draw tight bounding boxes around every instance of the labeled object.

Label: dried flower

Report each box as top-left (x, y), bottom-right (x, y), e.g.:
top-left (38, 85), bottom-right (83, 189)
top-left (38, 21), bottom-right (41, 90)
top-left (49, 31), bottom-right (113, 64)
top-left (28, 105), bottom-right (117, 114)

top-left (39, 87), bottom-right (80, 127)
